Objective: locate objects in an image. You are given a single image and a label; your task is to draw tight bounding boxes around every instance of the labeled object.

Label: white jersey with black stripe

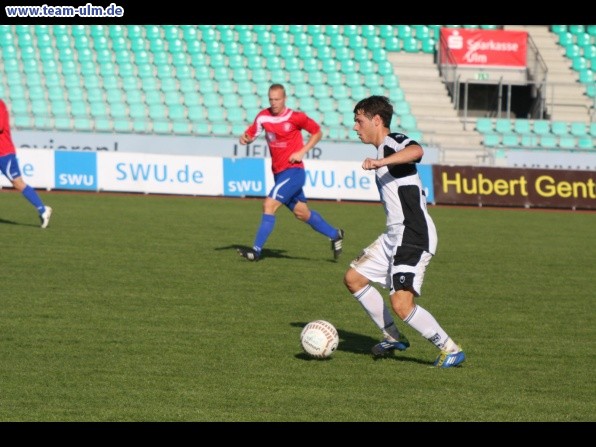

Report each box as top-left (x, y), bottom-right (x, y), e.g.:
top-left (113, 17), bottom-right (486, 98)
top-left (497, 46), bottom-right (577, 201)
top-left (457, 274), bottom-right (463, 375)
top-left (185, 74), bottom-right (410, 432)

top-left (374, 133), bottom-right (438, 254)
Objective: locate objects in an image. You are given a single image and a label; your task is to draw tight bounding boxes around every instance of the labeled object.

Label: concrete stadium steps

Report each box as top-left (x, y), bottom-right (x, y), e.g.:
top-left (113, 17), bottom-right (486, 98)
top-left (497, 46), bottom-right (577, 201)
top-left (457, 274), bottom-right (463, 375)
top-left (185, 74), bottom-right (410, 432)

top-left (387, 52), bottom-right (487, 166)
top-left (504, 25), bottom-right (592, 122)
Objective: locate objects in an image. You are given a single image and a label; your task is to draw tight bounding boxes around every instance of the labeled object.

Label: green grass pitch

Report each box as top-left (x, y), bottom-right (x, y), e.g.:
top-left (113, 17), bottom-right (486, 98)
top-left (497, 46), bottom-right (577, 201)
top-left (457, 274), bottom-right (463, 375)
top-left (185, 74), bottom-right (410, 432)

top-left (1, 190), bottom-right (594, 421)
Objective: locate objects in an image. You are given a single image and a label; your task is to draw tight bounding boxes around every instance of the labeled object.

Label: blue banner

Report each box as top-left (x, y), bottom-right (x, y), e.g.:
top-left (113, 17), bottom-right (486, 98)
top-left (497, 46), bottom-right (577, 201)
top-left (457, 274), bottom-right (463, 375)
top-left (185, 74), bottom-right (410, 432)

top-left (54, 151), bottom-right (97, 191)
top-left (223, 158), bottom-right (266, 197)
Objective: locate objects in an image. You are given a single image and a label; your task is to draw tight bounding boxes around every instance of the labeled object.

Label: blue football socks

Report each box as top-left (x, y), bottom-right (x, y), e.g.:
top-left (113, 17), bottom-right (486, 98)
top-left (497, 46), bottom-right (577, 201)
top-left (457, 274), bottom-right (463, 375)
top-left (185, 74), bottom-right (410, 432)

top-left (306, 210), bottom-right (338, 239)
top-left (253, 214), bottom-right (276, 253)
top-left (22, 185), bottom-right (45, 214)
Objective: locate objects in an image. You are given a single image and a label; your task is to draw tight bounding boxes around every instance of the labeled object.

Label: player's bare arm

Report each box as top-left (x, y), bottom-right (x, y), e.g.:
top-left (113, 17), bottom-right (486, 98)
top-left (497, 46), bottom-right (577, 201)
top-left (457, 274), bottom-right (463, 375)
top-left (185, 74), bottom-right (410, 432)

top-left (289, 130), bottom-right (322, 163)
top-left (362, 144), bottom-right (423, 170)
top-left (239, 132), bottom-right (255, 145)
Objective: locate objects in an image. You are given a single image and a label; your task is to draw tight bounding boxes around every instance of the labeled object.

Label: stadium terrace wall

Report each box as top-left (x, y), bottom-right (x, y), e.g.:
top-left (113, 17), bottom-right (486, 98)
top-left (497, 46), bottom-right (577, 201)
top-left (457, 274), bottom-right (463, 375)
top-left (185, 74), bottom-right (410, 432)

top-left (13, 130), bottom-right (442, 163)
top-left (3, 148), bottom-right (595, 211)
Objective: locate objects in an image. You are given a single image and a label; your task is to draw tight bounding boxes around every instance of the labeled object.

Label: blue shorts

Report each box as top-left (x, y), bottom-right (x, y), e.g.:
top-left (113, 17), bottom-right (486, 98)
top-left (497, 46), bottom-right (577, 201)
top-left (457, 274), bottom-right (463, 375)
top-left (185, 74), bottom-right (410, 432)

top-left (269, 168), bottom-right (307, 211)
top-left (0, 154), bottom-right (22, 181)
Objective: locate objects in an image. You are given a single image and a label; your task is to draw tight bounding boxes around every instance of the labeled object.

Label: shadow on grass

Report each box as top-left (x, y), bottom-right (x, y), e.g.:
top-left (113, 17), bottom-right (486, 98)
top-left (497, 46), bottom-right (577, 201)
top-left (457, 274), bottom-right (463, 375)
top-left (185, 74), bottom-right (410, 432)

top-left (216, 244), bottom-right (310, 261)
top-left (290, 321), bottom-right (433, 365)
top-left (0, 217), bottom-right (36, 227)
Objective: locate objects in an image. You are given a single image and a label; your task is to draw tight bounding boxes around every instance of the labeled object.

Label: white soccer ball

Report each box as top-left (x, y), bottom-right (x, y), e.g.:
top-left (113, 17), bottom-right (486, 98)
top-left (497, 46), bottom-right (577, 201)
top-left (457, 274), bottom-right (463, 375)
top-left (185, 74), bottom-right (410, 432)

top-left (300, 320), bottom-right (339, 359)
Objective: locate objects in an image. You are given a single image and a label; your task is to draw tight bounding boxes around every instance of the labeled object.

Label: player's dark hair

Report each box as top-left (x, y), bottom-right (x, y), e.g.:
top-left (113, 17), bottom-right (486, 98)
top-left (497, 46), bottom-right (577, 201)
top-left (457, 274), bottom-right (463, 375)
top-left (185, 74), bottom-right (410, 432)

top-left (354, 96), bottom-right (393, 128)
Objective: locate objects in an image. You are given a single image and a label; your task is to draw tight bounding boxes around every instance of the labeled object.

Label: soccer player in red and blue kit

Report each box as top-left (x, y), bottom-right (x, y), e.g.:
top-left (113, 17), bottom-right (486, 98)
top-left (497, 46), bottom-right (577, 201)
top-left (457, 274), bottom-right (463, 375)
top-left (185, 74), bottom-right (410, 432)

top-left (237, 84), bottom-right (343, 262)
top-left (0, 99), bottom-right (52, 228)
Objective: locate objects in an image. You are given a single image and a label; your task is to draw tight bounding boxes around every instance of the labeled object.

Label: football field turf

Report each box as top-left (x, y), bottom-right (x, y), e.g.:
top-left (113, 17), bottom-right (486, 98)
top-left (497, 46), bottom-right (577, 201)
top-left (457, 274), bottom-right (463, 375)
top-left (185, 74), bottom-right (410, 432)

top-left (1, 190), bottom-right (594, 421)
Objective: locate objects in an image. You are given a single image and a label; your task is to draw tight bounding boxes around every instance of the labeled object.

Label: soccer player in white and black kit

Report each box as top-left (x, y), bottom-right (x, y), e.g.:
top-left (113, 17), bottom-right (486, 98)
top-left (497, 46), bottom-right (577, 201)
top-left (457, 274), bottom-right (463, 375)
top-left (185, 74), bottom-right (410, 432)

top-left (343, 96), bottom-right (465, 368)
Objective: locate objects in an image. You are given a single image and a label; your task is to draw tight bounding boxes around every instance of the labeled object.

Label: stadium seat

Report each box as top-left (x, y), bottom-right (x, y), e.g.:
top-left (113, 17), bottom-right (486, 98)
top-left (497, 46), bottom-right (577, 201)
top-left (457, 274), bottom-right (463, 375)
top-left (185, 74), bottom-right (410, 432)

top-left (399, 114), bottom-right (417, 131)
top-left (73, 117), bottom-right (93, 132)
top-left (226, 107), bottom-right (245, 124)
top-left (379, 61), bottom-right (397, 79)
top-left (293, 83), bottom-right (312, 98)
top-left (298, 97), bottom-right (317, 112)
top-left (129, 103), bottom-right (148, 120)
top-left (539, 135), bottom-right (557, 149)
top-left (363, 73), bottom-right (381, 88)
top-left (570, 122), bottom-right (588, 137)
top-left (402, 37), bottom-right (419, 53)
top-left (495, 118), bottom-right (513, 134)
top-left (577, 136), bottom-right (594, 149)
top-left (421, 37), bottom-right (436, 54)
top-left (172, 121), bottom-right (191, 135)
top-left (394, 102), bottom-right (411, 115)
top-left (182, 90), bottom-right (202, 107)
top-left (110, 102), bottom-right (130, 120)
top-left (501, 133), bottom-right (520, 147)
top-left (187, 105), bottom-right (206, 121)
top-left (513, 119), bottom-right (532, 135)
top-left (565, 44), bottom-right (581, 59)
top-left (70, 100), bottom-right (88, 118)
top-left (222, 94), bottom-right (240, 109)
top-left (387, 87), bottom-right (404, 101)
top-left (483, 133), bottom-right (500, 147)
top-left (520, 134), bottom-right (539, 148)
top-left (578, 68), bottom-right (595, 83)
top-left (54, 117), bottom-right (73, 130)
top-left (475, 118), bottom-right (494, 134)
top-left (307, 71), bottom-right (325, 86)
top-left (533, 120), bottom-right (551, 136)
top-left (327, 127), bottom-right (348, 140)
top-left (14, 114), bottom-right (34, 128)
top-left (558, 135), bottom-right (576, 149)
top-left (385, 37), bottom-right (401, 52)
top-left (332, 84), bottom-right (350, 100)
top-left (550, 121), bottom-right (569, 136)
top-left (211, 121), bottom-right (230, 136)
top-left (558, 32), bottom-right (574, 46)
top-left (153, 119), bottom-right (172, 135)
top-left (89, 100), bottom-right (109, 118)
top-left (350, 85), bottom-right (369, 101)
top-left (318, 98), bottom-right (336, 113)
top-left (313, 84), bottom-right (332, 99)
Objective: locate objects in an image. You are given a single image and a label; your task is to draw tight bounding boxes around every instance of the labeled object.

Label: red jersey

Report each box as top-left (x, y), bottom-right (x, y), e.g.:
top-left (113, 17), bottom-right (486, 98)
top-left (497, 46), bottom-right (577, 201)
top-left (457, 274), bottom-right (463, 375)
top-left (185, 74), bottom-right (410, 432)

top-left (244, 107), bottom-right (320, 174)
top-left (0, 99), bottom-right (16, 156)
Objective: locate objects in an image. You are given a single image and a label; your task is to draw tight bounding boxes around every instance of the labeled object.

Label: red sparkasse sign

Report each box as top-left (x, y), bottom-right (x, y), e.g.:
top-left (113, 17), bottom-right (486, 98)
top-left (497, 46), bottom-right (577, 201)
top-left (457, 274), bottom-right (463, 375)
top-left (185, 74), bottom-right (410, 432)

top-left (440, 28), bottom-right (528, 67)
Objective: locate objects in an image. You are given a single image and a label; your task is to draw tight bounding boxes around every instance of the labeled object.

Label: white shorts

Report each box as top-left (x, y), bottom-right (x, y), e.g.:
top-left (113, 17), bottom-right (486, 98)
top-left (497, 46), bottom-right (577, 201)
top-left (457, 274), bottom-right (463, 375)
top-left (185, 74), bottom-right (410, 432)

top-left (350, 231), bottom-right (433, 296)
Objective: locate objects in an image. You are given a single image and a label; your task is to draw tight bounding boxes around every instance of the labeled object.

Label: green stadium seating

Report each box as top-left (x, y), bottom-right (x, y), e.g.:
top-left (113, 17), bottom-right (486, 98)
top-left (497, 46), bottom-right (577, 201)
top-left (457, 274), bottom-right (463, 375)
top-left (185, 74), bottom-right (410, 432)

top-left (399, 114), bottom-right (417, 131)
top-left (570, 122), bottom-right (588, 137)
top-left (475, 118), bottom-right (494, 134)
top-left (187, 105), bottom-right (206, 121)
top-left (551, 121), bottom-right (569, 136)
top-left (539, 135), bottom-right (557, 149)
top-left (501, 133), bottom-right (520, 147)
top-left (558, 135), bottom-right (576, 149)
top-left (520, 134), bottom-right (539, 148)
top-left (495, 118), bottom-right (513, 134)
top-left (577, 136), bottom-right (594, 149)
top-left (578, 68), bottom-right (594, 83)
top-left (385, 37), bottom-right (401, 52)
top-left (483, 133), bottom-right (500, 147)
top-left (13, 24), bottom-right (582, 139)
top-left (211, 122), bottom-right (230, 136)
top-left (533, 120), bottom-right (551, 135)
top-left (513, 119), bottom-right (532, 135)
top-left (402, 37), bottom-right (420, 53)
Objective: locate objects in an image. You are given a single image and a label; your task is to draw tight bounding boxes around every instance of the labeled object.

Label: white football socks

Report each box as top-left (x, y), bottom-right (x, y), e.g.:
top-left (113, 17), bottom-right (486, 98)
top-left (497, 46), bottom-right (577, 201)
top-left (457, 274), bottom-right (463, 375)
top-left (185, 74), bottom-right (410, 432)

top-left (404, 304), bottom-right (458, 352)
top-left (353, 285), bottom-right (401, 340)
